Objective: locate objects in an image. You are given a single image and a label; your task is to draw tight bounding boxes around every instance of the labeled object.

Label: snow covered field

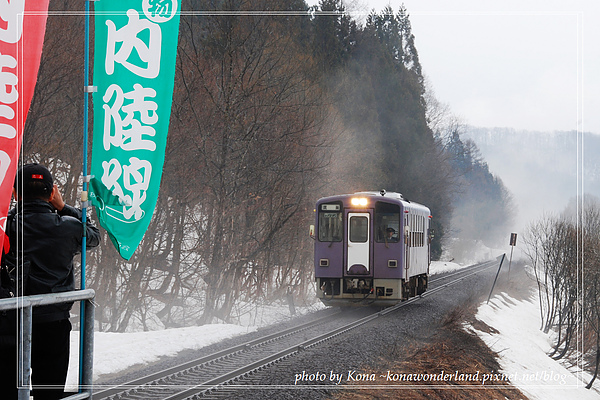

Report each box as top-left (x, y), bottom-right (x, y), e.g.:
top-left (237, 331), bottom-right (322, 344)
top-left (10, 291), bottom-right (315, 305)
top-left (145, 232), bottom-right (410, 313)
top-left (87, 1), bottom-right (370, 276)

top-left (472, 292), bottom-right (600, 399)
top-left (63, 259), bottom-right (600, 399)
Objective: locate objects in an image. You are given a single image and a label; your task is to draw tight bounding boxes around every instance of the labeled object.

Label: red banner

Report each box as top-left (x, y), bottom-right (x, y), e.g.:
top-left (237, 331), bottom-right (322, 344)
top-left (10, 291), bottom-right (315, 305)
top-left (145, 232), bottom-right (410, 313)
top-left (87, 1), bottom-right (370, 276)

top-left (0, 0), bottom-right (49, 249)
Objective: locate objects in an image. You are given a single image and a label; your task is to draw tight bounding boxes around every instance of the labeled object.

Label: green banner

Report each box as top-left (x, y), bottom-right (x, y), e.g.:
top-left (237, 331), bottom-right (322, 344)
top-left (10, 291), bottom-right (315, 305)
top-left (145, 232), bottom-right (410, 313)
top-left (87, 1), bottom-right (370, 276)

top-left (90, 0), bottom-right (181, 260)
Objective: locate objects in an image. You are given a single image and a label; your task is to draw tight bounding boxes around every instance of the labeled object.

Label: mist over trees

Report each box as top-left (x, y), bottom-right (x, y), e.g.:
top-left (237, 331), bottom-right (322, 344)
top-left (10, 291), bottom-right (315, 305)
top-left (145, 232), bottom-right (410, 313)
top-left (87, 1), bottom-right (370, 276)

top-left (19, 0), bottom-right (512, 330)
top-left (445, 130), bottom-right (514, 247)
top-left (315, 3), bottom-right (456, 259)
top-left (424, 84), bottom-right (514, 253)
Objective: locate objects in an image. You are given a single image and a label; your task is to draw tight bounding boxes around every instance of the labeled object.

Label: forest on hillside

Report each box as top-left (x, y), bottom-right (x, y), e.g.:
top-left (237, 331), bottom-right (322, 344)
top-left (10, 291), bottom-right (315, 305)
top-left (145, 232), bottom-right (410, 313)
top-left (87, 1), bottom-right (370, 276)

top-left (464, 127), bottom-right (600, 221)
top-left (21, 0), bottom-right (512, 331)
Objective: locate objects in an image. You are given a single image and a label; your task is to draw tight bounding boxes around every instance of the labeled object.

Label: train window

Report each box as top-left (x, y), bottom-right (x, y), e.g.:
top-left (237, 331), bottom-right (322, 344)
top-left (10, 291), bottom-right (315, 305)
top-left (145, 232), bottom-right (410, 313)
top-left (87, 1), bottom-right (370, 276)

top-left (413, 216), bottom-right (425, 247)
top-left (411, 215), bottom-right (415, 246)
top-left (405, 213), bottom-right (428, 247)
top-left (349, 216), bottom-right (369, 243)
top-left (375, 202), bottom-right (400, 243)
top-left (318, 203), bottom-right (343, 242)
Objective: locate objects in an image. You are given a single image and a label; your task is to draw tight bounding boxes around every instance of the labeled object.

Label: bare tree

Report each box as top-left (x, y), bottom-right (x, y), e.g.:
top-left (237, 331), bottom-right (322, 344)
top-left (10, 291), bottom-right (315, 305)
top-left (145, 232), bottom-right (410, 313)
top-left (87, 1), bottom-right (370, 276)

top-left (524, 198), bottom-right (600, 388)
top-left (174, 0), bottom-right (332, 324)
top-left (581, 199), bottom-right (600, 387)
top-left (524, 214), bottom-right (577, 336)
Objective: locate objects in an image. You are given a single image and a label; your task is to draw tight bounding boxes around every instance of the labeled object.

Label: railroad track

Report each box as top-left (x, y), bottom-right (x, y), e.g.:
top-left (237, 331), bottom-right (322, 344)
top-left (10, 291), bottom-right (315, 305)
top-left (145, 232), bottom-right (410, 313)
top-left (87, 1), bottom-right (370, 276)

top-left (93, 257), bottom-right (502, 400)
top-left (429, 257), bottom-right (501, 288)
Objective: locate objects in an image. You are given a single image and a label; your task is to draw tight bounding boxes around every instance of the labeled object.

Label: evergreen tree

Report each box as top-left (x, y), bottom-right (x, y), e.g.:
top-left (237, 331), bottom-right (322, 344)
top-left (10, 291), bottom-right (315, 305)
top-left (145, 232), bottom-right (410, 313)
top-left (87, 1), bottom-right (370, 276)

top-left (312, 0), bottom-right (357, 72)
top-left (320, 6), bottom-right (449, 258)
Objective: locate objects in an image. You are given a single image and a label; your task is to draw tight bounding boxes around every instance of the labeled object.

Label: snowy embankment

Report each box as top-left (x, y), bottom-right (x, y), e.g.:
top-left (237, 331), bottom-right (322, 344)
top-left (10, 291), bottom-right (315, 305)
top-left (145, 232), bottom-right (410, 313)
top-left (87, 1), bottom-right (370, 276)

top-left (66, 260), bottom-right (466, 387)
top-left (65, 302), bottom-right (325, 389)
top-left (64, 259), bottom-right (600, 399)
top-left (471, 291), bottom-right (600, 399)
top-left (64, 263), bottom-right (466, 388)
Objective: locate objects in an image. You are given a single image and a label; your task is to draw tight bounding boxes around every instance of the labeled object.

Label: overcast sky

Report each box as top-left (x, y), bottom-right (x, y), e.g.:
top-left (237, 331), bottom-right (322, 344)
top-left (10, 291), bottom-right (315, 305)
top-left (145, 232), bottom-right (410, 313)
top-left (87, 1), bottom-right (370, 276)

top-left (314, 0), bottom-right (599, 135)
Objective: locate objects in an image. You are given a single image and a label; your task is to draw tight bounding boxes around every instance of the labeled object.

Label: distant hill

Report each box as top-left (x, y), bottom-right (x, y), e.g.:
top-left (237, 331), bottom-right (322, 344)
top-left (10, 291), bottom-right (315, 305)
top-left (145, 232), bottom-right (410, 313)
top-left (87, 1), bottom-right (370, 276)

top-left (462, 127), bottom-right (600, 232)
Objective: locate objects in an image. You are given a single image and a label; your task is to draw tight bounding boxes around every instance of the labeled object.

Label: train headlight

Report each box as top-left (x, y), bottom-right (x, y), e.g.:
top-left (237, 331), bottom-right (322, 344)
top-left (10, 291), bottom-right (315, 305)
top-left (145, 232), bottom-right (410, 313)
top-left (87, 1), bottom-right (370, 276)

top-left (350, 197), bottom-right (368, 207)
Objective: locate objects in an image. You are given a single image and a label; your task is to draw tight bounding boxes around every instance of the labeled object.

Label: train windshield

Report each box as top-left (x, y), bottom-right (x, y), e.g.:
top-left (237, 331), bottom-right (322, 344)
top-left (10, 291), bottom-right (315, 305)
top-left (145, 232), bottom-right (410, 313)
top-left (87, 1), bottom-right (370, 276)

top-left (375, 202), bottom-right (400, 243)
top-left (318, 202), bottom-right (343, 242)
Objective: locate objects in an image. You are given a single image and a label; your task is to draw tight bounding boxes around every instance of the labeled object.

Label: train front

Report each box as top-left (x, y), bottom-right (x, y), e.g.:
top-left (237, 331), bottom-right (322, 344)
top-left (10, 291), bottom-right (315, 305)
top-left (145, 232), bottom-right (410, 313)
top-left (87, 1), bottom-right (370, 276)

top-left (312, 192), bottom-right (430, 307)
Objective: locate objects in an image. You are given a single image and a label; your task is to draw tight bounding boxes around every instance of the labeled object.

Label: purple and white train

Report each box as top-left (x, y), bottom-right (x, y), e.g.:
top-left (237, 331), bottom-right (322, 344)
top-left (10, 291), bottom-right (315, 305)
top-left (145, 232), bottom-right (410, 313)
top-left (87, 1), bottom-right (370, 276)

top-left (312, 190), bottom-right (432, 307)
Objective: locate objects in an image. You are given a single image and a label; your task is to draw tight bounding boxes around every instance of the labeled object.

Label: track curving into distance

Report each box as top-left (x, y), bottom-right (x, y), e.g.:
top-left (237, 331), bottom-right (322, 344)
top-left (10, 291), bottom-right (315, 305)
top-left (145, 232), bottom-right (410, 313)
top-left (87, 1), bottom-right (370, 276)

top-left (93, 257), bottom-right (502, 400)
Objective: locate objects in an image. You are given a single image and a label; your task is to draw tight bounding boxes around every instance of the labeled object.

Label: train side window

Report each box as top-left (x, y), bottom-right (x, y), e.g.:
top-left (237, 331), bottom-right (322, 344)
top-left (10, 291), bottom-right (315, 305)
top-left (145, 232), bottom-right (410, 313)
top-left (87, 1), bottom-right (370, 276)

top-left (416, 216), bottom-right (422, 247)
top-left (375, 202), bottom-right (400, 243)
top-left (410, 214), bottom-right (415, 247)
top-left (318, 202), bottom-right (343, 242)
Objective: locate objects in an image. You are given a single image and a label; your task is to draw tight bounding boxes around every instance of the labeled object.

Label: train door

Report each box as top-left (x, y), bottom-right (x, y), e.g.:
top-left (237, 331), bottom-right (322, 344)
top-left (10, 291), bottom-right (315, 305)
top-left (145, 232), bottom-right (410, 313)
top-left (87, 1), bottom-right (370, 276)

top-left (346, 212), bottom-right (371, 275)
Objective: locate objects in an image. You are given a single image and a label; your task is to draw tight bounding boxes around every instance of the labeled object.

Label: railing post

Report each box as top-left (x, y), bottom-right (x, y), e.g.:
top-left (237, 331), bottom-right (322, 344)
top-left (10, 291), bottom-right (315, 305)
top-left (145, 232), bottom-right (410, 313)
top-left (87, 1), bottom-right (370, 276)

top-left (0, 290), bottom-right (96, 399)
top-left (81, 298), bottom-right (95, 398)
top-left (18, 304), bottom-right (32, 400)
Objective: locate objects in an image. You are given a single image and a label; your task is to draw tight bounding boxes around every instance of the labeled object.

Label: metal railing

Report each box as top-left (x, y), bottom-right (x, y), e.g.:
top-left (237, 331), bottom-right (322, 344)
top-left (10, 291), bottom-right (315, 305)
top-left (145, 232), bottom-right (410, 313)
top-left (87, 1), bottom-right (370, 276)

top-left (0, 289), bottom-right (96, 400)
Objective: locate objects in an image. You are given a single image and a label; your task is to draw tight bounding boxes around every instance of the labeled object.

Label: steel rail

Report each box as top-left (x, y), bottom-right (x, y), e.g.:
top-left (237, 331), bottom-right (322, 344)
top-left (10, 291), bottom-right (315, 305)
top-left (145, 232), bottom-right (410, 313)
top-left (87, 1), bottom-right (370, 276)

top-left (179, 258), bottom-right (502, 399)
top-left (92, 310), bottom-right (340, 399)
top-left (429, 258), bottom-right (500, 284)
top-left (94, 258), bottom-right (502, 400)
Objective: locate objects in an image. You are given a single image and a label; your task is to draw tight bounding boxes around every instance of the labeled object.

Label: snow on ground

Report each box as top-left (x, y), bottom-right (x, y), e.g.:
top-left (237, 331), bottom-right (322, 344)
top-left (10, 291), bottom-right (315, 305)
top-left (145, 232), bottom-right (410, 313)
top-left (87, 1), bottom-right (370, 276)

top-left (64, 258), bottom-right (600, 399)
top-left (66, 324), bottom-right (253, 389)
top-left (471, 291), bottom-right (600, 399)
top-left (65, 260), bottom-right (464, 388)
top-left (429, 259), bottom-right (465, 275)
top-left (65, 303), bottom-right (323, 390)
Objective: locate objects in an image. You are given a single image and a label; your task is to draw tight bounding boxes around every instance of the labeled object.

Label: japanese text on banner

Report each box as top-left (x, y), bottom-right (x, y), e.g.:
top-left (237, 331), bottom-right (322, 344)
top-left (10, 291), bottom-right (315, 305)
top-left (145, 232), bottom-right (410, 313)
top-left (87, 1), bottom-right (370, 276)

top-left (91, 0), bottom-right (180, 260)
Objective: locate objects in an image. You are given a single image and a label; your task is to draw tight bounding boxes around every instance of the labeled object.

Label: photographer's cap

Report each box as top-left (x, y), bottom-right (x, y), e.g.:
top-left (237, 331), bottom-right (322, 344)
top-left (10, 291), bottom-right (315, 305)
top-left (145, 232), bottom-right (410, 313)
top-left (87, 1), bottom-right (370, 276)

top-left (15, 163), bottom-right (53, 194)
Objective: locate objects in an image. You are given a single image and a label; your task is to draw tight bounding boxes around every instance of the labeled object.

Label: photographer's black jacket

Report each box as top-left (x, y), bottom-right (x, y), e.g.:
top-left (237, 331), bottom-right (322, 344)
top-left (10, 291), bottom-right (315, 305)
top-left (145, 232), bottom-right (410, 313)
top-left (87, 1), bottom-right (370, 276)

top-left (3, 199), bottom-right (101, 323)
